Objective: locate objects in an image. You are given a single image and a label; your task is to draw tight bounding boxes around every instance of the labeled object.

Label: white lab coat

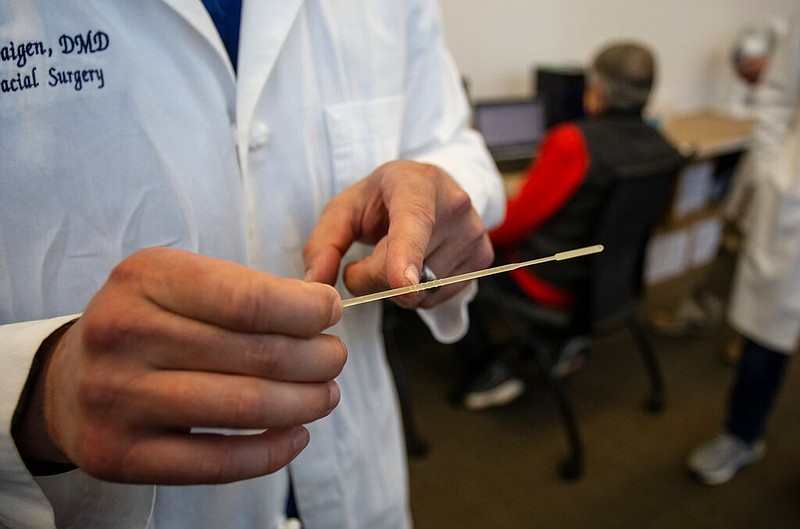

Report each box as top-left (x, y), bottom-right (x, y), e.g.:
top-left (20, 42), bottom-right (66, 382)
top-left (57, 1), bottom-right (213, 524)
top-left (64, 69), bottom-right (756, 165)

top-left (728, 11), bottom-right (800, 354)
top-left (0, 1), bottom-right (505, 528)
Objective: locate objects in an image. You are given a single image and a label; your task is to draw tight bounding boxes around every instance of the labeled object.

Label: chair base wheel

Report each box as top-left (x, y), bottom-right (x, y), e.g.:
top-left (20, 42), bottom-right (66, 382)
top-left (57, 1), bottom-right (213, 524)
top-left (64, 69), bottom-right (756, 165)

top-left (406, 439), bottom-right (429, 458)
top-left (644, 395), bottom-right (665, 414)
top-left (559, 457), bottom-right (583, 481)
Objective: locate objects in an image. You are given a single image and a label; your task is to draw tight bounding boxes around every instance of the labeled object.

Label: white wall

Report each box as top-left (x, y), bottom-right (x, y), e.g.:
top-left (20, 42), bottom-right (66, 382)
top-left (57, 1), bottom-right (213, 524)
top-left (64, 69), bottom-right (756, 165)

top-left (439, 0), bottom-right (795, 117)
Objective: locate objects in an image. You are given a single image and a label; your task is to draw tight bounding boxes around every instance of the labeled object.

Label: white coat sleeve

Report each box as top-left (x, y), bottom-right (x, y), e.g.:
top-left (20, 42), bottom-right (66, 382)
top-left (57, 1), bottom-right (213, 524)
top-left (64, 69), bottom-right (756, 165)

top-left (0, 316), bottom-right (76, 529)
top-left (398, 0), bottom-right (506, 343)
top-left (1, 317), bottom-right (157, 529)
top-left (398, 0), bottom-right (505, 229)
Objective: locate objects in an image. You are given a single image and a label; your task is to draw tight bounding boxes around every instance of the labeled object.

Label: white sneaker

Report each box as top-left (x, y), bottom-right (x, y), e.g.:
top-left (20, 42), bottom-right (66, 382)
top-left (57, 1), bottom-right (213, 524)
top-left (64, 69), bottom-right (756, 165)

top-left (462, 360), bottom-right (525, 411)
top-left (687, 433), bottom-right (765, 485)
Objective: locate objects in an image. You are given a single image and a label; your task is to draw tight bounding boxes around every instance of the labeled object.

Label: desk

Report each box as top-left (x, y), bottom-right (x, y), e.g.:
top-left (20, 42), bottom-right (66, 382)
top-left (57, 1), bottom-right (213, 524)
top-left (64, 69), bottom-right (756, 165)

top-left (502, 169), bottom-right (526, 197)
top-left (646, 109), bottom-right (755, 283)
top-left (661, 109), bottom-right (755, 160)
top-left (660, 109), bottom-right (755, 220)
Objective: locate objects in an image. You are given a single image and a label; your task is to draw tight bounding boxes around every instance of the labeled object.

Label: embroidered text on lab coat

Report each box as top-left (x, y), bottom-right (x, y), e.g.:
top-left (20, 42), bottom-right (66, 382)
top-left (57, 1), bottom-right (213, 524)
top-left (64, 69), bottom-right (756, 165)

top-left (1, 30), bottom-right (109, 94)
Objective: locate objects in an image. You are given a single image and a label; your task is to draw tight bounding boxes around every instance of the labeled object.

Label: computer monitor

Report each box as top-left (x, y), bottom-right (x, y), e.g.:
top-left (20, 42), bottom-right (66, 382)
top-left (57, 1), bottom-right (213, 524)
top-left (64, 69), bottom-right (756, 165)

top-left (473, 97), bottom-right (545, 171)
top-left (533, 65), bottom-right (586, 129)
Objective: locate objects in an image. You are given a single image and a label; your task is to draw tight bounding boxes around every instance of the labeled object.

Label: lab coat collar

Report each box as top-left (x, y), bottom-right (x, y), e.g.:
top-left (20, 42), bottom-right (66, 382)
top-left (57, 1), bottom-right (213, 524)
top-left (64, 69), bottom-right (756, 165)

top-left (158, 0), bottom-right (236, 78)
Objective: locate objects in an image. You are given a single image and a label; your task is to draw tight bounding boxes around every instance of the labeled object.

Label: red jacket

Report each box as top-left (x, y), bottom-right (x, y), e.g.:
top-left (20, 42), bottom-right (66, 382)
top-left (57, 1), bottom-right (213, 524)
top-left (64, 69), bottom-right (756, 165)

top-left (490, 123), bottom-right (588, 308)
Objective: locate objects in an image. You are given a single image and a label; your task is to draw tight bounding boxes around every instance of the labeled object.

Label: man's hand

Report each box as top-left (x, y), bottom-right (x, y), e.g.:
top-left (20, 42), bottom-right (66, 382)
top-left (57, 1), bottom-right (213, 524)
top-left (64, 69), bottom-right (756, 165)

top-left (15, 247), bottom-right (346, 484)
top-left (303, 160), bottom-right (494, 309)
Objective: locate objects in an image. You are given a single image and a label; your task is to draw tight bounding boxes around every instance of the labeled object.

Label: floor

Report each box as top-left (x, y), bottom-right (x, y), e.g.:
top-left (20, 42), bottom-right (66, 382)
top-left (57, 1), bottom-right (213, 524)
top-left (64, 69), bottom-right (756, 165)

top-left (393, 271), bottom-right (800, 529)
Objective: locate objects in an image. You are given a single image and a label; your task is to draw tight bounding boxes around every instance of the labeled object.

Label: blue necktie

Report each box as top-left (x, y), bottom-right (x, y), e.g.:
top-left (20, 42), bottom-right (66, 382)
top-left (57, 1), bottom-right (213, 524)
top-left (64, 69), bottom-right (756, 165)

top-left (202, 0), bottom-right (242, 71)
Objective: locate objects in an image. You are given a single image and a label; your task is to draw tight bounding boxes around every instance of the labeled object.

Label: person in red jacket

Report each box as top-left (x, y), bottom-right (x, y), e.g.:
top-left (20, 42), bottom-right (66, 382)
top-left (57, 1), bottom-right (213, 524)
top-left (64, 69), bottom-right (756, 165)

top-left (454, 41), bottom-right (684, 411)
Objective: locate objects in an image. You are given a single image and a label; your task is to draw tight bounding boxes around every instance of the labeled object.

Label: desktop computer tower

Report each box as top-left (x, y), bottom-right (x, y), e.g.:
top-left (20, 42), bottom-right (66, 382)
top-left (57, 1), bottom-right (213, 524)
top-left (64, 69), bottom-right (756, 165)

top-left (534, 66), bottom-right (586, 129)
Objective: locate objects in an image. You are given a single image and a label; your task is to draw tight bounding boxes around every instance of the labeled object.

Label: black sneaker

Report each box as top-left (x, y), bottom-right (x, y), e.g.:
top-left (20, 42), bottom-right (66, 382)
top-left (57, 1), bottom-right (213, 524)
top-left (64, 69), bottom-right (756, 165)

top-left (553, 336), bottom-right (589, 379)
top-left (462, 360), bottom-right (525, 411)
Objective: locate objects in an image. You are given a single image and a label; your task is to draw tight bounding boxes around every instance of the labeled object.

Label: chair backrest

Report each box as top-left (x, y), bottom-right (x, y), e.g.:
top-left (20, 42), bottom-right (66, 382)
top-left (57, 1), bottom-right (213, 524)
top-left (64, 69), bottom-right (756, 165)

top-left (582, 160), bottom-right (684, 332)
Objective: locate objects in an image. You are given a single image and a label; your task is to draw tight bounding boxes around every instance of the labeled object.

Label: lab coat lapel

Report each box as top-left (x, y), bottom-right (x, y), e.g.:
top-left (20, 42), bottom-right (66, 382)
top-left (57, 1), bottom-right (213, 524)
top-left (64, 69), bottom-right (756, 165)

top-left (236, 0), bottom-right (304, 134)
top-left (157, 0), bottom-right (235, 77)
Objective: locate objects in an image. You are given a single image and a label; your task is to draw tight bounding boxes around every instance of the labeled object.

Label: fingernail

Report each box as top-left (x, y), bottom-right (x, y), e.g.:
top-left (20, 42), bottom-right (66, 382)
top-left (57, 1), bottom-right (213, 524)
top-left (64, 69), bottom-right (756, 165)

top-left (404, 265), bottom-right (420, 286)
top-left (292, 426), bottom-right (310, 452)
top-left (328, 285), bottom-right (344, 327)
top-left (328, 287), bottom-right (343, 327)
top-left (328, 381), bottom-right (341, 410)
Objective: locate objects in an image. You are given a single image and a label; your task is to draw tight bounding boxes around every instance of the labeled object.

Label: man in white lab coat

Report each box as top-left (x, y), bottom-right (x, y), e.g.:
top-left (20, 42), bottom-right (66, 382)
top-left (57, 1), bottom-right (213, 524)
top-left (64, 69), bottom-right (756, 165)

top-left (688, 10), bottom-right (800, 486)
top-left (648, 18), bottom-right (785, 340)
top-left (0, 1), bottom-right (505, 528)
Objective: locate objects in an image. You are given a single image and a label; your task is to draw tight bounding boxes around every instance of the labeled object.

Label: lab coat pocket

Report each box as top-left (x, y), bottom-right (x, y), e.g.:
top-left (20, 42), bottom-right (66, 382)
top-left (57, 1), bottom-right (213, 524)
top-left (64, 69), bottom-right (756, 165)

top-left (324, 95), bottom-right (404, 193)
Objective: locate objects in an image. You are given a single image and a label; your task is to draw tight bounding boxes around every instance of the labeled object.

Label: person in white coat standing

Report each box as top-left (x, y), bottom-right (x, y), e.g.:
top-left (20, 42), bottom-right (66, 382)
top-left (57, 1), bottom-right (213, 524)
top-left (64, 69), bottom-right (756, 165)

top-left (688, 10), bottom-right (800, 486)
top-left (0, 1), bottom-right (505, 528)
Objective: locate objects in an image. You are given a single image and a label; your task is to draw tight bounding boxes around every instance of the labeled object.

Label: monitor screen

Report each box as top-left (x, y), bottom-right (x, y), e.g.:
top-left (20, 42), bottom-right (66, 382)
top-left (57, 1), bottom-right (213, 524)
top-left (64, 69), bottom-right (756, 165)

top-left (534, 66), bottom-right (586, 129)
top-left (473, 99), bottom-right (545, 148)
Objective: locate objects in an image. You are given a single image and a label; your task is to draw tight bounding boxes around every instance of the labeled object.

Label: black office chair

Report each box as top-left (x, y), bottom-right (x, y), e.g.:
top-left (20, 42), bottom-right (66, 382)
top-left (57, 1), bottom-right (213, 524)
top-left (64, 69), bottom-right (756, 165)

top-left (481, 158), bottom-right (682, 480)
